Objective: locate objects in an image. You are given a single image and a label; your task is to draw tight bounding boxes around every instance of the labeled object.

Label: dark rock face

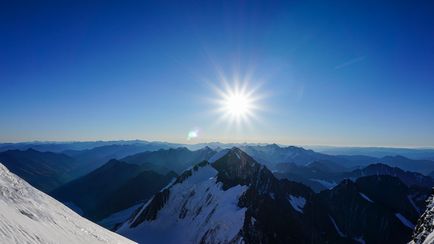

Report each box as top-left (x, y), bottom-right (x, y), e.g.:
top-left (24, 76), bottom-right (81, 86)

top-left (130, 188), bottom-right (170, 227)
top-left (225, 151), bottom-right (428, 243)
top-left (319, 176), bottom-right (421, 243)
top-left (356, 175), bottom-right (420, 220)
top-left (212, 148), bottom-right (264, 190)
top-left (212, 148), bottom-right (345, 243)
top-left (238, 182), bottom-right (343, 244)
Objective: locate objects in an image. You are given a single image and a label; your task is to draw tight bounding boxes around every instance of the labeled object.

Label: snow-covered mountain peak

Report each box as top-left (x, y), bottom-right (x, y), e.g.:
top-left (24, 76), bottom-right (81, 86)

top-left (211, 147), bottom-right (276, 191)
top-left (117, 159), bottom-right (248, 243)
top-left (117, 148), bottom-right (329, 243)
top-left (0, 162), bottom-right (135, 244)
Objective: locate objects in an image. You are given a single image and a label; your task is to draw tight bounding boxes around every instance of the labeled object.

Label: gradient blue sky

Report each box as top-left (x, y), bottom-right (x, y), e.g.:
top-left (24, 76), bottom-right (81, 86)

top-left (1, 1), bottom-right (434, 147)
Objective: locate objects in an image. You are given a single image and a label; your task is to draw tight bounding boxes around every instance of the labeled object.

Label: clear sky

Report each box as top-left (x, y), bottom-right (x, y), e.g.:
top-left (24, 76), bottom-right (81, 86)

top-left (1, 1), bottom-right (434, 147)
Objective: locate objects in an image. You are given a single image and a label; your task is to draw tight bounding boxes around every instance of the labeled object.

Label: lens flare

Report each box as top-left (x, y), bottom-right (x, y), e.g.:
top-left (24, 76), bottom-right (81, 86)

top-left (187, 129), bottom-right (199, 140)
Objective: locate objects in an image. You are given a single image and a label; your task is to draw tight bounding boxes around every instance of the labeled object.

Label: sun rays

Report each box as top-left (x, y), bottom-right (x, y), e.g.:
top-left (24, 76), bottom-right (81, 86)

top-left (210, 75), bottom-right (265, 131)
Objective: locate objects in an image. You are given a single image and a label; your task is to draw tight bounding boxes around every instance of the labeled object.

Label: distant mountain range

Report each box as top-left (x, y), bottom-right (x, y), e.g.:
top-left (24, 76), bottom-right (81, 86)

top-left (275, 162), bottom-right (434, 192)
top-left (63, 143), bottom-right (177, 177)
top-left (239, 144), bottom-right (434, 174)
top-left (0, 149), bottom-right (79, 192)
top-left (308, 146), bottom-right (434, 160)
top-left (51, 159), bottom-right (176, 226)
top-left (0, 140), bottom-right (181, 153)
top-left (2, 142), bottom-right (434, 195)
top-left (122, 147), bottom-right (216, 173)
top-left (0, 146), bottom-right (209, 194)
top-left (2, 139), bottom-right (434, 159)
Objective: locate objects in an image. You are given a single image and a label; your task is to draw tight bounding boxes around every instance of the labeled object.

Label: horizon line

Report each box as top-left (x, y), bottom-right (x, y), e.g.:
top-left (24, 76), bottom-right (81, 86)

top-left (1, 139), bottom-right (434, 150)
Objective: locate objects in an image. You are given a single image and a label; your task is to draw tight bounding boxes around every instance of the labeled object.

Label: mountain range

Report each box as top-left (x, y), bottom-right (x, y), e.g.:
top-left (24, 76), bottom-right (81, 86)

top-left (63, 143), bottom-right (179, 177)
top-left (1, 142), bottom-right (434, 243)
top-left (0, 149), bottom-right (79, 192)
top-left (275, 162), bottom-right (434, 192)
top-left (51, 159), bottom-right (177, 226)
top-left (309, 146), bottom-right (434, 160)
top-left (122, 147), bottom-right (216, 173)
top-left (117, 148), bottom-right (426, 243)
top-left (0, 140), bottom-right (180, 153)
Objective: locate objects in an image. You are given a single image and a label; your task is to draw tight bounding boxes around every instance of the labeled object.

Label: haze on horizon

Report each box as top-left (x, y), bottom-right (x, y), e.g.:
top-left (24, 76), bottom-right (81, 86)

top-left (1, 1), bottom-right (434, 147)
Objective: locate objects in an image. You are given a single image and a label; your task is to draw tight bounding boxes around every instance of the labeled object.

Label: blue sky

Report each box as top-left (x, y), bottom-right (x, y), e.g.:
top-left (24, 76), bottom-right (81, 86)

top-left (1, 1), bottom-right (434, 147)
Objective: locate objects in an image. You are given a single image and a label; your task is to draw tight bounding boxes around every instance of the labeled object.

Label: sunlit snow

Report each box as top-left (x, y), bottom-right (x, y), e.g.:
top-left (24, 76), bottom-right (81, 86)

top-left (118, 164), bottom-right (247, 243)
top-left (0, 163), bottom-right (134, 244)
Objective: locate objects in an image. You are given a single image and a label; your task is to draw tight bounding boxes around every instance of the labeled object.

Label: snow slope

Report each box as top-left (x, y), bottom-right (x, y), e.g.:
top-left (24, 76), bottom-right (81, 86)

top-left (0, 162), bottom-right (135, 244)
top-left (117, 164), bottom-right (247, 243)
top-left (421, 232), bottom-right (434, 244)
top-left (411, 192), bottom-right (434, 244)
top-left (98, 204), bottom-right (142, 229)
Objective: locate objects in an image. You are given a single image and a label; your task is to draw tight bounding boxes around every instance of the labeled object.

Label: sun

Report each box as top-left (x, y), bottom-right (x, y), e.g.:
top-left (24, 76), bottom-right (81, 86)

top-left (223, 92), bottom-right (252, 118)
top-left (211, 79), bottom-right (262, 128)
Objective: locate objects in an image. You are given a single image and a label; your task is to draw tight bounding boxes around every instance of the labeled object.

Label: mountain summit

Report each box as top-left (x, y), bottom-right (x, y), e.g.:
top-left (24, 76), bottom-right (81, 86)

top-left (211, 147), bottom-right (265, 190)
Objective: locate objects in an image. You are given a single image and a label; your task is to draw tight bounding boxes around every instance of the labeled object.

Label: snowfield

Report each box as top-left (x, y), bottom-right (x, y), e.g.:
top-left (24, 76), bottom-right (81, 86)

top-left (117, 164), bottom-right (248, 244)
top-left (0, 163), bottom-right (135, 244)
